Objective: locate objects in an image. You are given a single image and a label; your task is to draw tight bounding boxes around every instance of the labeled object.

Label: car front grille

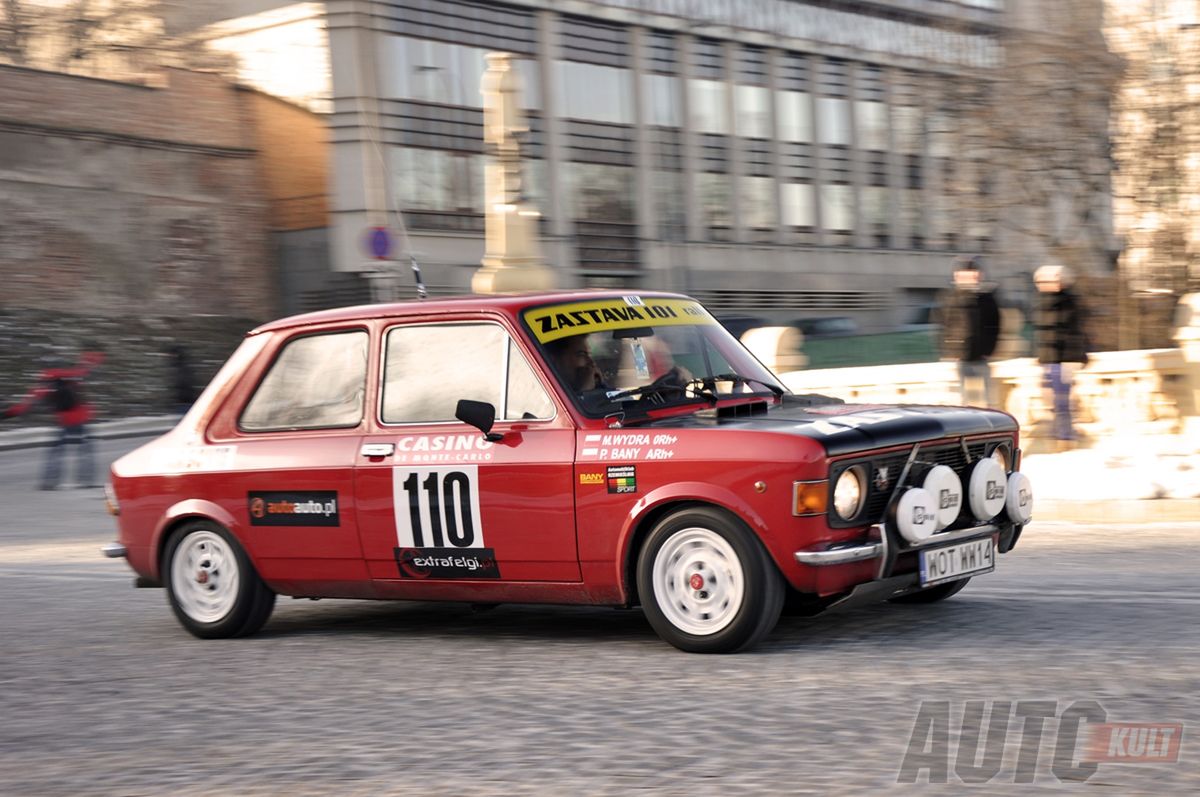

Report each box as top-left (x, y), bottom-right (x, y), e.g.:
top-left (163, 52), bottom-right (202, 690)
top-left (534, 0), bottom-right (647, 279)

top-left (837, 439), bottom-right (1000, 528)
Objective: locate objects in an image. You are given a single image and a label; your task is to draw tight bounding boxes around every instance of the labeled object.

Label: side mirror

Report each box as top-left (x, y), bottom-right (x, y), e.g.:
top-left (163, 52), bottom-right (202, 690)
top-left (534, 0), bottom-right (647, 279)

top-left (455, 399), bottom-right (503, 442)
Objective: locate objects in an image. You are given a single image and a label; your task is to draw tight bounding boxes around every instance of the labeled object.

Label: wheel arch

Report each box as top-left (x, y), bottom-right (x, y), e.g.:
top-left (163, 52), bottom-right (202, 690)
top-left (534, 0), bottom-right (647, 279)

top-left (150, 499), bottom-right (243, 581)
top-left (618, 483), bottom-right (770, 607)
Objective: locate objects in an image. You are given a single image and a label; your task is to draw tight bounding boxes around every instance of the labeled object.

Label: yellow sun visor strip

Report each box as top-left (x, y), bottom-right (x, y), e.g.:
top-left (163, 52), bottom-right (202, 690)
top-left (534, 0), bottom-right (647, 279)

top-left (525, 297), bottom-right (716, 344)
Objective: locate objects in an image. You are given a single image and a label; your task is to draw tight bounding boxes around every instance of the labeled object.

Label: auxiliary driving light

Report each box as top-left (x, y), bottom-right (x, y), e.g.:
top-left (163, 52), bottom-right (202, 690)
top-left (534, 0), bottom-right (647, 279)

top-left (894, 487), bottom-right (938, 543)
top-left (921, 465), bottom-right (963, 531)
top-left (1005, 471), bottom-right (1033, 524)
top-left (967, 457), bottom-right (1007, 520)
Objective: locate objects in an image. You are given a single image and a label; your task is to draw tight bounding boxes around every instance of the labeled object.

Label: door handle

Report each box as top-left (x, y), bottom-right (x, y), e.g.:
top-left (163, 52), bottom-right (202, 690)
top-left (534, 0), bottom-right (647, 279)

top-left (361, 443), bottom-right (395, 457)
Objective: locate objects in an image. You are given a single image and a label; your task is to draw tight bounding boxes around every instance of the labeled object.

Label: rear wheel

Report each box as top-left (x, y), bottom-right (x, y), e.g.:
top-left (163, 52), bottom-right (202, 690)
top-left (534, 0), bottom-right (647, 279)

top-left (888, 577), bottom-right (971, 604)
top-left (163, 521), bottom-right (275, 638)
top-left (637, 507), bottom-right (784, 653)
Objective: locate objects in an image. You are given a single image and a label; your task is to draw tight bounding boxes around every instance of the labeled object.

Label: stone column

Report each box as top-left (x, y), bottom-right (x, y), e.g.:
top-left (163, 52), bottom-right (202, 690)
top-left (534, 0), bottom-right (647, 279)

top-left (471, 52), bottom-right (556, 294)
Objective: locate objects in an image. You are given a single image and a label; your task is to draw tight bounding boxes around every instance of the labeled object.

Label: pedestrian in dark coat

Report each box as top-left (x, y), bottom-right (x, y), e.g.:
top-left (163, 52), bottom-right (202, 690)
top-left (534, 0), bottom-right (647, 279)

top-left (937, 255), bottom-right (1001, 406)
top-left (166, 344), bottom-right (199, 414)
top-left (1033, 265), bottom-right (1088, 444)
top-left (0, 350), bottom-right (105, 489)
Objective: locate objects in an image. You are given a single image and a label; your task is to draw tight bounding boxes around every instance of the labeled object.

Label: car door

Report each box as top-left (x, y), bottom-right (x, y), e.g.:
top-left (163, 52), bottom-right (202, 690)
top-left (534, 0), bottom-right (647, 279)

top-left (355, 318), bottom-right (580, 585)
top-left (204, 326), bottom-right (371, 589)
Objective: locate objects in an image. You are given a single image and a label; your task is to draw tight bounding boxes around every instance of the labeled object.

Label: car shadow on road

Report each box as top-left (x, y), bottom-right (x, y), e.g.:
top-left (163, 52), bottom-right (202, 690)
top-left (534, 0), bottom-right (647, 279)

top-left (250, 592), bottom-right (1111, 654)
top-left (259, 599), bottom-right (662, 644)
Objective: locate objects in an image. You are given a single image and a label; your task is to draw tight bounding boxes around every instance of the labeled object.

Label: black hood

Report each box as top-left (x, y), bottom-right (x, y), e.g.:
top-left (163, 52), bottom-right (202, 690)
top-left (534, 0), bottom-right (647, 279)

top-left (643, 398), bottom-right (1017, 456)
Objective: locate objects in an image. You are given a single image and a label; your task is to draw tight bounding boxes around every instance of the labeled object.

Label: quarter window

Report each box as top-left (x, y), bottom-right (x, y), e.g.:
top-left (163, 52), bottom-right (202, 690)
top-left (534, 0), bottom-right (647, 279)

top-left (382, 324), bottom-right (554, 424)
top-left (240, 330), bottom-right (368, 431)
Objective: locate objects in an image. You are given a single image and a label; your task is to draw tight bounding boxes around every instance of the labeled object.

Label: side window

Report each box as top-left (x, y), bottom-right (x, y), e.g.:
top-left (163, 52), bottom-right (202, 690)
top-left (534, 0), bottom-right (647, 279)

top-left (240, 330), bottom-right (369, 431)
top-left (382, 324), bottom-right (554, 423)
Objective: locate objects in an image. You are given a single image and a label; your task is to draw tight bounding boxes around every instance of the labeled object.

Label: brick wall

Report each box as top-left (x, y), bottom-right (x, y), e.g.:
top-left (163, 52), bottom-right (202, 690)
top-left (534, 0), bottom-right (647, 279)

top-left (0, 64), bottom-right (282, 422)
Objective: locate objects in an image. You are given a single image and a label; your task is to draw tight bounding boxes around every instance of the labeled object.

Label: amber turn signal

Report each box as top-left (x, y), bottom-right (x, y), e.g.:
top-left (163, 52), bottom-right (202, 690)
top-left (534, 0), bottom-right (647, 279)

top-left (793, 480), bottom-right (828, 516)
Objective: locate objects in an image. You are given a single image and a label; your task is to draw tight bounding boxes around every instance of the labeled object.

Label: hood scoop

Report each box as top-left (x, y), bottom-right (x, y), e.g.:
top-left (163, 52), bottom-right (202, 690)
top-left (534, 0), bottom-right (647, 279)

top-left (695, 400), bottom-right (771, 422)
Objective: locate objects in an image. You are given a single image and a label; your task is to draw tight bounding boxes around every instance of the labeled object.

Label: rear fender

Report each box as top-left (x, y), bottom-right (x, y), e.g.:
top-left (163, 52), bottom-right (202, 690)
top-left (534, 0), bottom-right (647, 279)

top-left (149, 499), bottom-right (241, 580)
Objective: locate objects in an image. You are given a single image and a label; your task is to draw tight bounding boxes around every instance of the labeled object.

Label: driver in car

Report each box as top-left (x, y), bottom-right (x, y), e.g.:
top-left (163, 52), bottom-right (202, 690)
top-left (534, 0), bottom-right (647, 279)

top-left (548, 334), bottom-right (607, 393)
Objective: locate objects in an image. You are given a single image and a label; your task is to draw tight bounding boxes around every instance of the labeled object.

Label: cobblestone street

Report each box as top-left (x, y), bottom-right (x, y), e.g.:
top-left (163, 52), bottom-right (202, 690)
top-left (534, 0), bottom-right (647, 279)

top-left (1, 438), bottom-right (1197, 795)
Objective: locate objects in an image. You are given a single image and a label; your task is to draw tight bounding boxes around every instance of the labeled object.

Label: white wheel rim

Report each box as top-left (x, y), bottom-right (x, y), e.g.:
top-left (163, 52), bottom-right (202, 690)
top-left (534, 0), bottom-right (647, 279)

top-left (652, 527), bottom-right (745, 636)
top-left (170, 530), bottom-right (241, 624)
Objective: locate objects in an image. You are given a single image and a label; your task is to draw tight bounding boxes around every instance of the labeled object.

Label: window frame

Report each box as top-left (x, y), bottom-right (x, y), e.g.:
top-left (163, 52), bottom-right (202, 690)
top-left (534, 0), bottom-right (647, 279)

top-left (376, 320), bottom-right (558, 428)
top-left (236, 327), bottom-right (372, 434)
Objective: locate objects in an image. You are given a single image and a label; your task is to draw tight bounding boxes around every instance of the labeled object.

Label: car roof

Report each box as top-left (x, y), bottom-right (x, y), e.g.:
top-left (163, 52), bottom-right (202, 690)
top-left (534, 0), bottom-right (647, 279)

top-left (249, 289), bottom-right (691, 335)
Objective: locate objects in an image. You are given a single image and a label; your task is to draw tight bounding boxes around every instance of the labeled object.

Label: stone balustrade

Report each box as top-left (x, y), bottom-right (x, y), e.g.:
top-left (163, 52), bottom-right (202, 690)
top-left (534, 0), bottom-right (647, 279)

top-left (778, 346), bottom-right (1200, 441)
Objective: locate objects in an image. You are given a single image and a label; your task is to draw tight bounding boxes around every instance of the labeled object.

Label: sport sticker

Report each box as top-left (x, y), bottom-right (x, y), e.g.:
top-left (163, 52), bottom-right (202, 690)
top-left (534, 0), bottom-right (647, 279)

top-left (248, 491), bottom-right (339, 526)
top-left (606, 465), bottom-right (637, 494)
top-left (524, 297), bottom-right (714, 344)
top-left (392, 465), bottom-right (500, 579)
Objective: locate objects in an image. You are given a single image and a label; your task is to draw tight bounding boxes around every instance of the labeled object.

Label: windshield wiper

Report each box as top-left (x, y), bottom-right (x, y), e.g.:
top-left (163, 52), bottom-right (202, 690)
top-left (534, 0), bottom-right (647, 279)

top-left (704, 373), bottom-right (785, 398)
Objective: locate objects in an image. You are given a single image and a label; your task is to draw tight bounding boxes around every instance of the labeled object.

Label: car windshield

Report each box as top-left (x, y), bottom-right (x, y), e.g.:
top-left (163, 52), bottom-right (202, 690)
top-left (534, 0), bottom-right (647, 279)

top-left (523, 296), bottom-right (786, 418)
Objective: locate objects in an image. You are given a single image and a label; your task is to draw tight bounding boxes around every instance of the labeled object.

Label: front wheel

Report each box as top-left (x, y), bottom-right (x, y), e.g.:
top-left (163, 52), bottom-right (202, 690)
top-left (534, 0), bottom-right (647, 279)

top-left (888, 577), bottom-right (971, 604)
top-left (637, 507), bottom-right (784, 653)
top-left (163, 521), bottom-right (276, 638)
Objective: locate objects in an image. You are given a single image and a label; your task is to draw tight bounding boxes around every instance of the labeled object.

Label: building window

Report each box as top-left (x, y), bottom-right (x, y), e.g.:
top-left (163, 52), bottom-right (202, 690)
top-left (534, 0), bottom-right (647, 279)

top-left (554, 61), bottom-right (633, 124)
top-left (740, 176), bottom-right (775, 229)
top-left (862, 185), bottom-right (890, 246)
top-left (820, 184), bottom-right (854, 231)
top-left (817, 97), bottom-right (851, 146)
top-left (689, 79), bottom-right (728, 135)
top-left (856, 100), bottom-right (888, 152)
top-left (781, 182), bottom-right (815, 228)
top-left (565, 163), bottom-right (634, 222)
top-left (900, 187), bottom-right (923, 247)
top-left (381, 39), bottom-right (537, 110)
top-left (893, 105), bottom-right (923, 155)
top-left (929, 111), bottom-right (957, 159)
top-left (696, 172), bottom-right (733, 230)
top-left (391, 147), bottom-right (485, 213)
top-left (642, 73), bottom-right (681, 127)
top-left (735, 84), bottom-right (770, 139)
top-left (776, 90), bottom-right (813, 143)
top-left (652, 170), bottom-right (687, 238)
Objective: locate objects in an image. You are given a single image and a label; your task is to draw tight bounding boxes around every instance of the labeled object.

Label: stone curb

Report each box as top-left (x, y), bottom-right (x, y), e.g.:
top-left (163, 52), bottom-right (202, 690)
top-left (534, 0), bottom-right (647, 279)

top-left (0, 416), bottom-right (178, 452)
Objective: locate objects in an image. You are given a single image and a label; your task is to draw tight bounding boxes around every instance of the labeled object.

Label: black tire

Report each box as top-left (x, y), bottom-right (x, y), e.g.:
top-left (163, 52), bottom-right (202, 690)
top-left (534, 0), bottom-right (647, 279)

top-left (888, 577), bottom-right (971, 604)
top-left (163, 520), bottom-right (275, 639)
top-left (636, 507), bottom-right (784, 653)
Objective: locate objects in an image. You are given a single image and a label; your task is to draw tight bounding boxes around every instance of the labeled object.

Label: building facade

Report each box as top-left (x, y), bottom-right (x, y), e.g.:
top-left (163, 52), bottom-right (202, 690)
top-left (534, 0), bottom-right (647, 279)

top-left (177, 0), bottom-right (1114, 330)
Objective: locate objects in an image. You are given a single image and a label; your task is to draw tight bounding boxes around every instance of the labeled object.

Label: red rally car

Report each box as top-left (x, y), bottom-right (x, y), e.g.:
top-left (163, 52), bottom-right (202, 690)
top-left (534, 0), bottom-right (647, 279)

top-left (104, 291), bottom-right (1033, 653)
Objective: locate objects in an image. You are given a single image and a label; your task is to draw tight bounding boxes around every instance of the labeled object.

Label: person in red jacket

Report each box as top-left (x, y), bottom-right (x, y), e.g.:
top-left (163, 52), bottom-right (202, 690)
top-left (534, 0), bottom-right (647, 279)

top-left (1, 351), bottom-right (105, 489)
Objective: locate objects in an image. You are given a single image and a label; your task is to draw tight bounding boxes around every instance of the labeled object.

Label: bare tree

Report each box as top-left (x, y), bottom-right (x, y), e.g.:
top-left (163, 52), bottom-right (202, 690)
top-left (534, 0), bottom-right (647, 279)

top-left (1107, 1), bottom-right (1200, 348)
top-left (0, 0), bottom-right (165, 82)
top-left (946, 1), bottom-right (1123, 278)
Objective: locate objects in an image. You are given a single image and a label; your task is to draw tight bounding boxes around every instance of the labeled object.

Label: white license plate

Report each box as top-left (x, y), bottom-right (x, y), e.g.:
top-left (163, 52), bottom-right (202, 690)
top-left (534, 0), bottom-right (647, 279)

top-left (919, 536), bottom-right (995, 586)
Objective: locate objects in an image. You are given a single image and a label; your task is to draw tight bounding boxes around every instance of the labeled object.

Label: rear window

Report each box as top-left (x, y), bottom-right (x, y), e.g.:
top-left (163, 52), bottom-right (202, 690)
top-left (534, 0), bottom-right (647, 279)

top-left (239, 330), bottom-right (369, 431)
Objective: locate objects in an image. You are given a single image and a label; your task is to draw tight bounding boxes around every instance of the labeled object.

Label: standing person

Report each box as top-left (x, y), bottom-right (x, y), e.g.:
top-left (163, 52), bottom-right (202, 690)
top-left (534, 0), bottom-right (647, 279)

top-left (1033, 265), bottom-right (1088, 449)
top-left (166, 344), bottom-right (198, 415)
top-left (0, 350), bottom-right (105, 489)
top-left (937, 255), bottom-right (1001, 407)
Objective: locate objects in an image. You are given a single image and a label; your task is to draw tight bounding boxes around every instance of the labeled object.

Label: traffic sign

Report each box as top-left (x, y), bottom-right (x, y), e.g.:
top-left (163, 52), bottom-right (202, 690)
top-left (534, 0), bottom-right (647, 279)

top-left (366, 226), bottom-right (392, 260)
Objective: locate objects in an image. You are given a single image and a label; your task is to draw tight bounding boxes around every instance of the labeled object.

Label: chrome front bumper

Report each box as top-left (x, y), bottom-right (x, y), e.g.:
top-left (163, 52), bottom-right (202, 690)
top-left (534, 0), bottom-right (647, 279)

top-left (101, 542), bottom-right (127, 559)
top-left (795, 523), bottom-right (1001, 568)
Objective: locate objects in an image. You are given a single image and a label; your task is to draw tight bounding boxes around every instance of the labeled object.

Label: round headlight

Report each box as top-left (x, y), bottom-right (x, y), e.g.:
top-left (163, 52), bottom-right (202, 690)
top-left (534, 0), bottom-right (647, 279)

top-left (833, 468), bottom-right (864, 520)
top-left (990, 445), bottom-right (1010, 473)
